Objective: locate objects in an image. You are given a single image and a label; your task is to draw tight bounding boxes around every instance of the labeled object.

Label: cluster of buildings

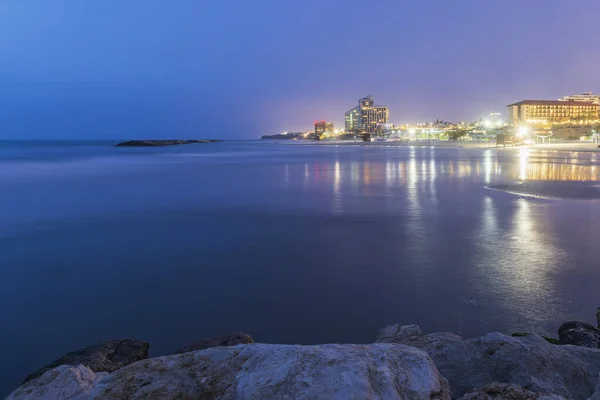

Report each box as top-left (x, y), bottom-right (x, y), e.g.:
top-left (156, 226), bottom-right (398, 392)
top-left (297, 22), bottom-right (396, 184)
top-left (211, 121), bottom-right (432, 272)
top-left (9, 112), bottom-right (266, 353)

top-left (303, 92), bottom-right (600, 141)
top-left (307, 95), bottom-right (389, 140)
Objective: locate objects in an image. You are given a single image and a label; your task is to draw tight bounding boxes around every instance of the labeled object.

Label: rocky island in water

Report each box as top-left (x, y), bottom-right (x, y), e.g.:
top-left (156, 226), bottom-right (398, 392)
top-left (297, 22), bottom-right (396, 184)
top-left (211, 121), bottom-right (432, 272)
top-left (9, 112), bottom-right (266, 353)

top-left (115, 139), bottom-right (221, 147)
top-left (7, 309), bottom-right (600, 400)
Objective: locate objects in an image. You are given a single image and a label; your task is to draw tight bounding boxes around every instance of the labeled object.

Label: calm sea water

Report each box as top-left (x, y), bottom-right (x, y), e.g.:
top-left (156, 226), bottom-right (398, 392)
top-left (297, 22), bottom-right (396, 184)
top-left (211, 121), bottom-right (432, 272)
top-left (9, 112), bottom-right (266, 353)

top-left (1, 140), bottom-right (600, 395)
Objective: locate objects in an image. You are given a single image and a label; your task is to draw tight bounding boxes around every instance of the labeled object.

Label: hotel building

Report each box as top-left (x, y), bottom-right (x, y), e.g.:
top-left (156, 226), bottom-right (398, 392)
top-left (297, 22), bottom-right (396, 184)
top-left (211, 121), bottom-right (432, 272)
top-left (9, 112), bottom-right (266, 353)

top-left (344, 95), bottom-right (389, 133)
top-left (507, 100), bottom-right (599, 125)
top-left (559, 91), bottom-right (600, 105)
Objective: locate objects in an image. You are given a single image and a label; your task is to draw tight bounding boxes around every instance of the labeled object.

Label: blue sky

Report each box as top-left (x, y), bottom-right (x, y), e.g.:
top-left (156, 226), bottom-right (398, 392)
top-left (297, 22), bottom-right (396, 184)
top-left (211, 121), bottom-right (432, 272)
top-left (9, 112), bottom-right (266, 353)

top-left (1, 0), bottom-right (599, 139)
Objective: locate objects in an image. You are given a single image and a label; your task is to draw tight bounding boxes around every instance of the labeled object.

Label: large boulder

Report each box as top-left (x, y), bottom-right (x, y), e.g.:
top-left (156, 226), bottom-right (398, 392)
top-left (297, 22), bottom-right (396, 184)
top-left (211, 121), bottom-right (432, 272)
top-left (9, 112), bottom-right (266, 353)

top-left (377, 325), bottom-right (600, 400)
top-left (91, 343), bottom-right (450, 400)
top-left (172, 332), bottom-right (253, 354)
top-left (23, 339), bottom-right (149, 384)
top-left (7, 365), bottom-right (107, 400)
top-left (558, 321), bottom-right (600, 348)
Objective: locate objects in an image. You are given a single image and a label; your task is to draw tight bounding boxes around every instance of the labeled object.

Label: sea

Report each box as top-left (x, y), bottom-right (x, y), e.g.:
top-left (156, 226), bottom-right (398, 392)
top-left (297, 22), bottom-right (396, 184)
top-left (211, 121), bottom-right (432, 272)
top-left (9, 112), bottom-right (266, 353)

top-left (1, 139), bottom-right (599, 395)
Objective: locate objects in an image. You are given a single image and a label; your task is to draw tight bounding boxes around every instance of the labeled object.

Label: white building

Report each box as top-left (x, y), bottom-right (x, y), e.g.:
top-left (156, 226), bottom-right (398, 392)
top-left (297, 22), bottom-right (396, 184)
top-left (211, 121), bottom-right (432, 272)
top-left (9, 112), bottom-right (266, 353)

top-left (559, 91), bottom-right (600, 105)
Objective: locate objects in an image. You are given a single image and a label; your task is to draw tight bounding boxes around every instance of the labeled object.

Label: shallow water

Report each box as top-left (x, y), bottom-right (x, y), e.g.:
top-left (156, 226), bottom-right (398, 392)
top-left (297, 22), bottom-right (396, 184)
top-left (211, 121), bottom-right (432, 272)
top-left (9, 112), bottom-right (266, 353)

top-left (1, 141), bottom-right (599, 395)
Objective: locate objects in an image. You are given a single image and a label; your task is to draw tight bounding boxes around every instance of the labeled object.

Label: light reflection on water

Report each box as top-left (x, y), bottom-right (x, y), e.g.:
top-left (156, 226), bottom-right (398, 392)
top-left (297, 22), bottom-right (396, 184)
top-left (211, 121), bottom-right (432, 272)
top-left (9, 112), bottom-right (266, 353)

top-left (279, 145), bottom-right (598, 330)
top-left (2, 143), bottom-right (600, 397)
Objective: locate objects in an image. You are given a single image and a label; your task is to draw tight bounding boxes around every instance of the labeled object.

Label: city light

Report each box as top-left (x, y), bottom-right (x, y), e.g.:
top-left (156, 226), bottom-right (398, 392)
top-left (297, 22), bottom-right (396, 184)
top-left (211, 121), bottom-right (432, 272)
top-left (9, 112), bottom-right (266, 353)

top-left (518, 126), bottom-right (529, 137)
top-left (484, 120), bottom-right (493, 128)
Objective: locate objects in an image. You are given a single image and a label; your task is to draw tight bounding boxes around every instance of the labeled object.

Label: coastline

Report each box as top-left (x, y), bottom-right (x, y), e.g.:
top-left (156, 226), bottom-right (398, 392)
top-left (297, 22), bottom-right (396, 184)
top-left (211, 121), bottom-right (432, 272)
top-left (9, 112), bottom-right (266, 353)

top-left (273, 139), bottom-right (600, 152)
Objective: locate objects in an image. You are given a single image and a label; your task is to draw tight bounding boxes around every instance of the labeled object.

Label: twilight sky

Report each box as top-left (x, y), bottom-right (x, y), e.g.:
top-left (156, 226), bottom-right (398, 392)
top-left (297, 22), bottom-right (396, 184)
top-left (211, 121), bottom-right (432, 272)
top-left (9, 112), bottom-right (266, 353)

top-left (1, 0), bottom-right (599, 139)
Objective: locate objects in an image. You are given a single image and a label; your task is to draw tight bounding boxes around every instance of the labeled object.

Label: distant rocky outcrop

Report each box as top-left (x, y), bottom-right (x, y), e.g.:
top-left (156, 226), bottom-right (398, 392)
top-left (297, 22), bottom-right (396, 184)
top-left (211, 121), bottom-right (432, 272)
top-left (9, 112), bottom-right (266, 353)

top-left (172, 332), bottom-right (253, 355)
top-left (22, 339), bottom-right (149, 384)
top-left (260, 132), bottom-right (303, 140)
top-left (115, 140), bottom-right (220, 147)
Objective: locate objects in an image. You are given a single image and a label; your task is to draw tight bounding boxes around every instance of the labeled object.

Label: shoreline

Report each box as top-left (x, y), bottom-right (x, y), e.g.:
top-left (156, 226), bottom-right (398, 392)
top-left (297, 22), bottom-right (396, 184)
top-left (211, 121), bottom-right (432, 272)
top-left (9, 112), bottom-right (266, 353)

top-left (273, 139), bottom-right (600, 152)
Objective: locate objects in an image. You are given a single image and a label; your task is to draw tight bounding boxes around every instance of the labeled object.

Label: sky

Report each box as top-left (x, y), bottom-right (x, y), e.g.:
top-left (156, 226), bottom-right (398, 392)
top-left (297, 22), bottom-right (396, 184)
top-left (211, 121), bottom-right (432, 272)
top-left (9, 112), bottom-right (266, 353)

top-left (1, 0), bottom-right (599, 139)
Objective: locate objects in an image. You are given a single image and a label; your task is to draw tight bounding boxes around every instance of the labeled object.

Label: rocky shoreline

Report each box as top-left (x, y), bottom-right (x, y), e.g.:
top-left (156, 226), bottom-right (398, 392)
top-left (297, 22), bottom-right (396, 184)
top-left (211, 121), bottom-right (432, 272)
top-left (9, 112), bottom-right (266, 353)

top-left (114, 139), bottom-right (221, 147)
top-left (7, 310), bottom-right (600, 400)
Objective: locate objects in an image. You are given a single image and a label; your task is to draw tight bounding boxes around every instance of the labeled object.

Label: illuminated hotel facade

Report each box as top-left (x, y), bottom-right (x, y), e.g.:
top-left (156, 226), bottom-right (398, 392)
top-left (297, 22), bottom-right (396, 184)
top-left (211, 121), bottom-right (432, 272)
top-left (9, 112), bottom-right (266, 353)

top-left (507, 100), bottom-right (599, 126)
top-left (345, 95), bottom-right (389, 133)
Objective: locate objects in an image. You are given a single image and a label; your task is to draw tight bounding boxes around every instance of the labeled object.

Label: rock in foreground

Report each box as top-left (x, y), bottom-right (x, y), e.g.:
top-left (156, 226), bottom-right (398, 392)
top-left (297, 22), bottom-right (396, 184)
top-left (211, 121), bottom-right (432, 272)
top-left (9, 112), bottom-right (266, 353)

top-left (115, 140), bottom-right (220, 147)
top-left (23, 339), bottom-right (149, 384)
top-left (172, 332), bottom-right (253, 354)
top-left (93, 343), bottom-right (449, 400)
top-left (456, 382), bottom-right (565, 400)
top-left (377, 325), bottom-right (600, 399)
top-left (8, 365), bottom-right (107, 400)
top-left (558, 321), bottom-right (600, 348)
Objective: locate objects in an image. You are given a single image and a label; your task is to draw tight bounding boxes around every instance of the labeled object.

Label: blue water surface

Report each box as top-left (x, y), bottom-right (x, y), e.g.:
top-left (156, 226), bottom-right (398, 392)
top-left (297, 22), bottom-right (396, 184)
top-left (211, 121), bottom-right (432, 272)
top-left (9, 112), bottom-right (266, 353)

top-left (1, 140), bottom-right (599, 395)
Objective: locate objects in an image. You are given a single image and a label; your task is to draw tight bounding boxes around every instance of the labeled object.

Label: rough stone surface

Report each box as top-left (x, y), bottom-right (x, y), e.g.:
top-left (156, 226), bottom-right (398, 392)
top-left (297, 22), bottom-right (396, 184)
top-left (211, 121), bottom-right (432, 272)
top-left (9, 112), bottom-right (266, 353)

top-left (173, 332), bottom-right (253, 355)
top-left (7, 365), bottom-right (107, 400)
top-left (590, 374), bottom-right (600, 400)
top-left (375, 324), bottom-right (463, 351)
top-left (91, 343), bottom-right (450, 400)
top-left (23, 340), bottom-right (149, 384)
top-left (377, 325), bottom-right (600, 400)
top-left (558, 321), bottom-right (600, 348)
top-left (455, 382), bottom-right (564, 400)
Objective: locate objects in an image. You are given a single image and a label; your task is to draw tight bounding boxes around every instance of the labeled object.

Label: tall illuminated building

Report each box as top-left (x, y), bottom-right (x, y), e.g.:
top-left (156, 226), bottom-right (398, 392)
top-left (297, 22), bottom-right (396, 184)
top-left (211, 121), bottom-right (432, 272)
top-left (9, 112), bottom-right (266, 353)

top-left (344, 95), bottom-right (389, 133)
top-left (314, 120), bottom-right (334, 135)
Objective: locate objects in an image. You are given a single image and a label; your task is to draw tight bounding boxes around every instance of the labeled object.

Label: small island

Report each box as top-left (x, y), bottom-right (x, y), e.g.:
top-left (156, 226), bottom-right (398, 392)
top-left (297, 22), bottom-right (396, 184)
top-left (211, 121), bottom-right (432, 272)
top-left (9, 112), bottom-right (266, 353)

top-left (115, 140), bottom-right (221, 147)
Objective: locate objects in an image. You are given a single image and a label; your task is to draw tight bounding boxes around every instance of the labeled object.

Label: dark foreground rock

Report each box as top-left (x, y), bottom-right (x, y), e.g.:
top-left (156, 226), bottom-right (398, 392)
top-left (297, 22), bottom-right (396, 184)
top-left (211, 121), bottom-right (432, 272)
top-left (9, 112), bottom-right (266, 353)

top-left (9, 344), bottom-right (450, 400)
top-left (172, 332), bottom-right (253, 354)
top-left (93, 343), bottom-right (449, 400)
top-left (558, 321), bottom-right (600, 348)
top-left (115, 139), bottom-right (220, 147)
top-left (376, 325), bottom-right (600, 399)
top-left (23, 340), bottom-right (149, 384)
top-left (9, 320), bottom-right (600, 400)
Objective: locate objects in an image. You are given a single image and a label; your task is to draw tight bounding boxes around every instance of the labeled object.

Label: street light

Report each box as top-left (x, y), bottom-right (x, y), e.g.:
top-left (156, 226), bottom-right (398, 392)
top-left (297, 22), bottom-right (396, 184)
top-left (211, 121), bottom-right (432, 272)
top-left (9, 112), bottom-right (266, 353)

top-left (518, 126), bottom-right (529, 137)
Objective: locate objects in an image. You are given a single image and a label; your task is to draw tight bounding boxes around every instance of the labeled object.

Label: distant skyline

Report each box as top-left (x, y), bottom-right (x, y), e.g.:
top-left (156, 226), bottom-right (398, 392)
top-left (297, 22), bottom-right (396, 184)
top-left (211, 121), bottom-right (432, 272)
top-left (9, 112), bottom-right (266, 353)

top-left (1, 0), bottom-right (599, 139)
